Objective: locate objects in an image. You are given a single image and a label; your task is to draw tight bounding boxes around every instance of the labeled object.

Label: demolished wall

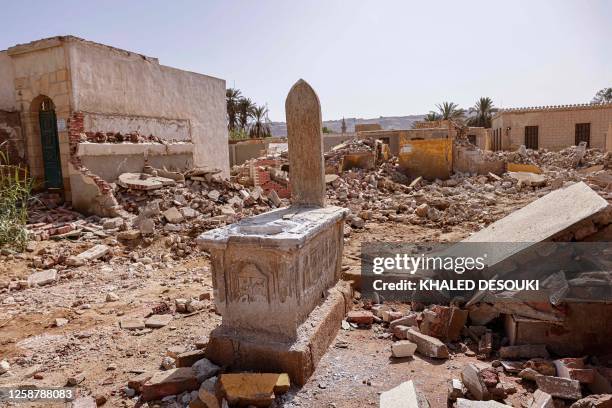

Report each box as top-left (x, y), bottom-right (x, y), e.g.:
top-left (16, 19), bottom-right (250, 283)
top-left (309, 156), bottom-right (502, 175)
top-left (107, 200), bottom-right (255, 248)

top-left (66, 38), bottom-right (229, 177)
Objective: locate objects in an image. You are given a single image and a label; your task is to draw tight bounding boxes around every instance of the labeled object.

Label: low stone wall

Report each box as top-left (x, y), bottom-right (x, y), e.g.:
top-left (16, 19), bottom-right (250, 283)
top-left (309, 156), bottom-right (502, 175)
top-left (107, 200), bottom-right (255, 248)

top-left (77, 142), bottom-right (194, 182)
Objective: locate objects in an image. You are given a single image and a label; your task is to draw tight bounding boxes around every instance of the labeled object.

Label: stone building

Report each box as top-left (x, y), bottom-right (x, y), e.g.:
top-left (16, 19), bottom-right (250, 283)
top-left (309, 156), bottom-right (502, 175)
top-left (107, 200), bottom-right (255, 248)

top-left (0, 36), bottom-right (227, 212)
top-left (490, 103), bottom-right (612, 151)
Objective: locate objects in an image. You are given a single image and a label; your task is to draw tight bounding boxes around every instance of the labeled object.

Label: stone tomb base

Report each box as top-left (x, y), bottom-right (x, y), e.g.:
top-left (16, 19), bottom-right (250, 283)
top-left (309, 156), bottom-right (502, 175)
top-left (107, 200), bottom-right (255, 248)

top-left (205, 281), bottom-right (352, 385)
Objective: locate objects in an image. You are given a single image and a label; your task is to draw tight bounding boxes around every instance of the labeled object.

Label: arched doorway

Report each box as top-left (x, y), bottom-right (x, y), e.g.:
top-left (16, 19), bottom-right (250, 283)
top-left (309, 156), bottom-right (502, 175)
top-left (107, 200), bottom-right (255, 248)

top-left (35, 96), bottom-right (63, 189)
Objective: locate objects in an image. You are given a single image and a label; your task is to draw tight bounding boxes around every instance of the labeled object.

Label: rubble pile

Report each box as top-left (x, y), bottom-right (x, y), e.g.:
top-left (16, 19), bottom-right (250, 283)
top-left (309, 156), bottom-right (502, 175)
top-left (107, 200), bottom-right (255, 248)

top-left (485, 144), bottom-right (607, 170)
top-left (80, 131), bottom-right (170, 144)
top-left (26, 196), bottom-right (104, 241)
top-left (114, 169), bottom-right (280, 239)
top-left (324, 138), bottom-right (376, 167)
top-left (346, 298), bottom-right (612, 407)
top-left (328, 167), bottom-right (545, 231)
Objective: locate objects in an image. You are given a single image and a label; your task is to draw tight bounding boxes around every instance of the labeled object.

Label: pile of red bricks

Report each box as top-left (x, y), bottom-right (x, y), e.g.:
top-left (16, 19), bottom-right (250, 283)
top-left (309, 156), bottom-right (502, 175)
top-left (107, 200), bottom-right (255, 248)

top-left (68, 111), bottom-right (113, 194)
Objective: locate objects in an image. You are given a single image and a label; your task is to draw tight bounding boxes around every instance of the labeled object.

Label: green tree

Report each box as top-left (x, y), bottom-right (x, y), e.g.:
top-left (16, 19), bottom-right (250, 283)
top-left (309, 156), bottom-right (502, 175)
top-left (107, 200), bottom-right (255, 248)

top-left (466, 97), bottom-right (497, 128)
top-left (249, 105), bottom-right (272, 138)
top-left (592, 87), bottom-right (612, 104)
top-left (237, 97), bottom-right (256, 131)
top-left (226, 88), bottom-right (242, 132)
top-left (436, 102), bottom-right (465, 120)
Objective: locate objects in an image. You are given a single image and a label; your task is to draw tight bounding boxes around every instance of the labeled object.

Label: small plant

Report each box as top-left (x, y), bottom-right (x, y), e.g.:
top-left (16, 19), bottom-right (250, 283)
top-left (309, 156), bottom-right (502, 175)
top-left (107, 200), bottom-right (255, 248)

top-left (0, 141), bottom-right (33, 250)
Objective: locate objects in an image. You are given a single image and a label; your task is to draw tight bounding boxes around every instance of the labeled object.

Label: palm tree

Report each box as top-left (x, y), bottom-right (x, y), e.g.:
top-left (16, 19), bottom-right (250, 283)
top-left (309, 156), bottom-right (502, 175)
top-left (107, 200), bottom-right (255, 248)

top-left (436, 102), bottom-right (465, 120)
top-left (237, 97), bottom-right (256, 131)
top-left (249, 105), bottom-right (272, 138)
top-left (424, 111), bottom-right (442, 121)
top-left (466, 97), bottom-right (497, 128)
top-left (226, 88), bottom-right (242, 131)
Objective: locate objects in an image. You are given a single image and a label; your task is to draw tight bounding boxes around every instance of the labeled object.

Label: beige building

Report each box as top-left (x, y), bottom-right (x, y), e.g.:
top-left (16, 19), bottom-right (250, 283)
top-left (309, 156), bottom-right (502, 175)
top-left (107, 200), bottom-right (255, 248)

top-left (0, 36), bottom-right (227, 211)
top-left (490, 103), bottom-right (612, 151)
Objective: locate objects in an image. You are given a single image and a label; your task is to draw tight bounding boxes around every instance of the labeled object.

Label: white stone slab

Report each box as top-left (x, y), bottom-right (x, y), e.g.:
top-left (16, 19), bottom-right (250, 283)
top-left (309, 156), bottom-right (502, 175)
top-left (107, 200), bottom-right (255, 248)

top-left (197, 205), bottom-right (348, 250)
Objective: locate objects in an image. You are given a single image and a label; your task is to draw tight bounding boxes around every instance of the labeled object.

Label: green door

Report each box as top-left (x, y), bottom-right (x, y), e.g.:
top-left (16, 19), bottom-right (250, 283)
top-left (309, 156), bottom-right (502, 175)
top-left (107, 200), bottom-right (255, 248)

top-left (39, 110), bottom-right (63, 189)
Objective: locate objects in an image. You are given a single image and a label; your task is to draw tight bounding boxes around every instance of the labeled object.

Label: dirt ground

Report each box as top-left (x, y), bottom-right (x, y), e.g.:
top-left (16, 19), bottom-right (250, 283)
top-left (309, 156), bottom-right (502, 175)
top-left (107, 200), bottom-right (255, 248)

top-left (0, 190), bottom-right (544, 408)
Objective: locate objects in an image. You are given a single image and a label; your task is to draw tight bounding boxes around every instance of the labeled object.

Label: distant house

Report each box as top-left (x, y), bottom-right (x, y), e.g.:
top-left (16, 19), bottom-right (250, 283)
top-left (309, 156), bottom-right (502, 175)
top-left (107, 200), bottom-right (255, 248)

top-left (0, 36), bottom-right (227, 213)
top-left (490, 103), bottom-right (612, 151)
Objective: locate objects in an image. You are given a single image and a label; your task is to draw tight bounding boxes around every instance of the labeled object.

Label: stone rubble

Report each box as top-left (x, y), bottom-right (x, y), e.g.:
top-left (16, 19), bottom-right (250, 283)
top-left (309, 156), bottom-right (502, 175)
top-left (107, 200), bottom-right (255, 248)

top-left (0, 142), bottom-right (611, 407)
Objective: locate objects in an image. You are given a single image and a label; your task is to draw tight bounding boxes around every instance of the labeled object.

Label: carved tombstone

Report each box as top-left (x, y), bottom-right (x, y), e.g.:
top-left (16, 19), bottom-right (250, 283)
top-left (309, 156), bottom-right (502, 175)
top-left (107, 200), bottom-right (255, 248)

top-left (285, 79), bottom-right (326, 207)
top-left (197, 79), bottom-right (349, 385)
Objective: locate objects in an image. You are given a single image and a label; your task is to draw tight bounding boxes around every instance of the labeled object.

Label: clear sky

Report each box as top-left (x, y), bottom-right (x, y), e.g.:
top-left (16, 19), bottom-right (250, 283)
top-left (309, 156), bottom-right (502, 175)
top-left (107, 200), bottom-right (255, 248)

top-left (1, 0), bottom-right (610, 121)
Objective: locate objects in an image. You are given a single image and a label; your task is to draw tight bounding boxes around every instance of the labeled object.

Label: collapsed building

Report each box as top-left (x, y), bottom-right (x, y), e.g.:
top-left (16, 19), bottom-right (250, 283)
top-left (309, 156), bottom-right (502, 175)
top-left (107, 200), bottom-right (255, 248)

top-left (0, 36), bottom-right (227, 215)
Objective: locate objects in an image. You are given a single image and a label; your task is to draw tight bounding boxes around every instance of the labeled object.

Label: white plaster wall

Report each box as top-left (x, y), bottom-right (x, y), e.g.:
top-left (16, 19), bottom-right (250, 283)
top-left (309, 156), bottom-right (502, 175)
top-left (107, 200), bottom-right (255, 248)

top-left (0, 52), bottom-right (17, 110)
top-left (67, 41), bottom-right (229, 175)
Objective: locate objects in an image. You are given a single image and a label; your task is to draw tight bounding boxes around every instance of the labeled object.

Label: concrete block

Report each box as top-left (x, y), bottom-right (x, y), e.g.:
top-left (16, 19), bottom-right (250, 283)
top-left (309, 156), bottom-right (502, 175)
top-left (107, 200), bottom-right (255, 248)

top-left (380, 380), bottom-right (428, 408)
top-left (141, 367), bottom-right (199, 401)
top-left (535, 375), bottom-right (582, 400)
top-left (529, 389), bottom-right (554, 408)
top-left (456, 398), bottom-right (511, 408)
top-left (219, 373), bottom-right (289, 407)
top-left (391, 341), bottom-right (417, 358)
top-left (27, 269), bottom-right (57, 286)
top-left (405, 328), bottom-right (449, 359)
top-left (461, 363), bottom-right (490, 401)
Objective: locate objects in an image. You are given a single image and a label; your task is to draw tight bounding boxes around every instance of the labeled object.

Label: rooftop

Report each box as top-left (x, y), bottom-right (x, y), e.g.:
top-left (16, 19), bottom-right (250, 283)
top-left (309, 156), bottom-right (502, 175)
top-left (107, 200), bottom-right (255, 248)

top-left (494, 102), bottom-right (612, 117)
top-left (5, 35), bottom-right (157, 63)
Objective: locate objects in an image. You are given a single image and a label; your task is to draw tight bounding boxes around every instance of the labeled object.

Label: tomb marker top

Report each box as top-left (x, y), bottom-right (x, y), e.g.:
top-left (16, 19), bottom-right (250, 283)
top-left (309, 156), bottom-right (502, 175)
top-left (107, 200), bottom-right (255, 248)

top-left (285, 79), bottom-right (325, 207)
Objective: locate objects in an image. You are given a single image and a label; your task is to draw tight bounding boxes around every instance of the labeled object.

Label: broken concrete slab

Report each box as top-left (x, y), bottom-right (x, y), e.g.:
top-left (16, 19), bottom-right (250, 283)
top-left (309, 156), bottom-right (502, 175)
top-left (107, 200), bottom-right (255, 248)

top-left (519, 368), bottom-right (541, 381)
top-left (380, 380), bottom-right (429, 408)
top-left (117, 172), bottom-right (175, 190)
top-left (461, 363), bottom-right (490, 401)
top-left (456, 398), bottom-right (511, 408)
top-left (219, 373), bottom-right (289, 407)
top-left (529, 390), bottom-right (555, 408)
top-left (127, 371), bottom-right (153, 392)
top-left (405, 328), bottom-right (449, 358)
top-left (27, 269), bottom-right (57, 286)
top-left (554, 357), bottom-right (583, 377)
top-left (144, 314), bottom-right (173, 329)
top-left (141, 367), bottom-right (199, 401)
top-left (463, 182), bottom-right (609, 259)
top-left (536, 375), bottom-right (582, 400)
top-left (76, 244), bottom-right (110, 262)
top-left (405, 328), bottom-right (449, 359)
top-left (391, 340), bottom-right (417, 358)
top-left (347, 310), bottom-right (374, 325)
top-left (570, 394), bottom-right (612, 408)
top-left (509, 171), bottom-right (547, 187)
top-left (390, 313), bottom-right (418, 329)
top-left (120, 318), bottom-right (145, 331)
top-left (176, 350), bottom-right (207, 368)
top-left (499, 344), bottom-right (549, 360)
top-left (448, 378), bottom-right (466, 401)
